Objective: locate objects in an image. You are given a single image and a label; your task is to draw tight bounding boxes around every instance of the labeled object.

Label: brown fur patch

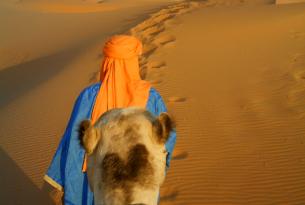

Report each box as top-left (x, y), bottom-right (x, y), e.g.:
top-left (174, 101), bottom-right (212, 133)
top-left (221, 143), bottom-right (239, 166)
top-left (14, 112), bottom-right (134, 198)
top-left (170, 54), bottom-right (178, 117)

top-left (127, 144), bottom-right (149, 179)
top-left (101, 144), bottom-right (153, 203)
top-left (101, 144), bottom-right (152, 184)
top-left (102, 153), bottom-right (127, 185)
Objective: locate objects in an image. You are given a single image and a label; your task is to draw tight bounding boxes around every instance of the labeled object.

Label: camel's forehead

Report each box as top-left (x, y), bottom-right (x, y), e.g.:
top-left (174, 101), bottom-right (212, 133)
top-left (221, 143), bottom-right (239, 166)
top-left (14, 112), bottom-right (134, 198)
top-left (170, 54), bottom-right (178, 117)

top-left (94, 108), bottom-right (156, 153)
top-left (95, 107), bottom-right (155, 131)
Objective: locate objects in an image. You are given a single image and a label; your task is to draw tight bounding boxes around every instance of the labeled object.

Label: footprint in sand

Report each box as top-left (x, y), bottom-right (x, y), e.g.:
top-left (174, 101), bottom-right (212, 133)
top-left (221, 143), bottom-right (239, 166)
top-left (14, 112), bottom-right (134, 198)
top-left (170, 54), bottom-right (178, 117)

top-left (149, 13), bottom-right (176, 27)
top-left (290, 31), bottom-right (305, 39)
top-left (160, 187), bottom-right (179, 202)
top-left (139, 56), bottom-right (148, 67)
top-left (143, 25), bottom-right (166, 38)
top-left (168, 2), bottom-right (199, 14)
top-left (168, 96), bottom-right (187, 103)
top-left (172, 151), bottom-right (189, 160)
top-left (131, 22), bottom-right (165, 40)
top-left (142, 44), bottom-right (158, 59)
top-left (141, 61), bottom-right (165, 79)
top-left (291, 53), bottom-right (305, 81)
top-left (154, 35), bottom-right (176, 47)
top-left (130, 0), bottom-right (201, 40)
top-left (291, 53), bottom-right (305, 65)
top-left (286, 52), bottom-right (305, 117)
top-left (293, 70), bottom-right (305, 81)
top-left (148, 61), bottom-right (167, 69)
top-left (135, 5), bottom-right (183, 32)
top-left (163, 17), bottom-right (182, 28)
top-left (160, 191), bottom-right (179, 202)
top-left (133, 13), bottom-right (172, 34)
top-left (150, 79), bottom-right (163, 85)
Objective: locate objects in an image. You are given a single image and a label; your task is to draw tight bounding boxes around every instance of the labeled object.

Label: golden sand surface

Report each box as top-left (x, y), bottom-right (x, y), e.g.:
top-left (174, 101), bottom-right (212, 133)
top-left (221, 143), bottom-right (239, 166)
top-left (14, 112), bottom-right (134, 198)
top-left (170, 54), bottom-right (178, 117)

top-left (1, 0), bottom-right (305, 204)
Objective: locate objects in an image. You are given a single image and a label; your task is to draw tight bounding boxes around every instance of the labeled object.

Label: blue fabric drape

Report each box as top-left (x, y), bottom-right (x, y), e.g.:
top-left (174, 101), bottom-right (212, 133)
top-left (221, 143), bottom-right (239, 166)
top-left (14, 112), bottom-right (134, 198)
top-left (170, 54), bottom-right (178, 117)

top-left (46, 83), bottom-right (176, 205)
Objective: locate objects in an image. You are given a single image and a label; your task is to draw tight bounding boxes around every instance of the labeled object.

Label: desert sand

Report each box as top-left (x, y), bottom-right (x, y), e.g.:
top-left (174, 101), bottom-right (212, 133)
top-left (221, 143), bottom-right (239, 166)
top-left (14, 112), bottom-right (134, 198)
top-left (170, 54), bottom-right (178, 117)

top-left (0, 0), bottom-right (180, 204)
top-left (277, 0), bottom-right (305, 4)
top-left (1, 0), bottom-right (305, 204)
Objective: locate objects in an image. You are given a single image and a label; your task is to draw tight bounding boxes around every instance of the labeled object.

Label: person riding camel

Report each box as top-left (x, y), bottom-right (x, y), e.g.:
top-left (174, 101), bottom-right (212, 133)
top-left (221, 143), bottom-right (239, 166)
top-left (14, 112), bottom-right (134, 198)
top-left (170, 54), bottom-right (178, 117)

top-left (44, 35), bottom-right (176, 205)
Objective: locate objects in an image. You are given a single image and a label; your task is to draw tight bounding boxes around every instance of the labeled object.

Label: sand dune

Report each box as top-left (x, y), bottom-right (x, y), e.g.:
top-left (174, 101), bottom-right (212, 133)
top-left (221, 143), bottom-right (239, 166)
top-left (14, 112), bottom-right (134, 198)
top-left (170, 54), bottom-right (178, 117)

top-left (128, 0), bottom-right (305, 204)
top-left (277, 0), bottom-right (305, 4)
top-left (0, 0), bottom-right (175, 71)
top-left (1, 0), bottom-right (305, 204)
top-left (0, 0), bottom-right (179, 204)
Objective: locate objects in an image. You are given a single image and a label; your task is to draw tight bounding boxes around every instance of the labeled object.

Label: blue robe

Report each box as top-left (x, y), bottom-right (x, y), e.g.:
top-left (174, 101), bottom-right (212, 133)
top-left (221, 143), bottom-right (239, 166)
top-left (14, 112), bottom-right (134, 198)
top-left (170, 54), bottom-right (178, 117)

top-left (45, 83), bottom-right (176, 205)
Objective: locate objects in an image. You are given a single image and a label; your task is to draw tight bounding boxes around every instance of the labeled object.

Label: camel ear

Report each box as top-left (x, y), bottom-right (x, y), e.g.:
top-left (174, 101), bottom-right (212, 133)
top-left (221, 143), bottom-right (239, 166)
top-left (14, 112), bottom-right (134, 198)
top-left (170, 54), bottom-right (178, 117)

top-left (79, 120), bottom-right (100, 155)
top-left (153, 113), bottom-right (174, 144)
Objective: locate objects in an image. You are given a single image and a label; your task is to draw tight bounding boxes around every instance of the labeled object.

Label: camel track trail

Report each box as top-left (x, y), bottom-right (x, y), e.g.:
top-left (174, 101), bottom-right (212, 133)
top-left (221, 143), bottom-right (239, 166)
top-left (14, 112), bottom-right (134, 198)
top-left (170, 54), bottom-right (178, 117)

top-left (128, 0), bottom-right (305, 204)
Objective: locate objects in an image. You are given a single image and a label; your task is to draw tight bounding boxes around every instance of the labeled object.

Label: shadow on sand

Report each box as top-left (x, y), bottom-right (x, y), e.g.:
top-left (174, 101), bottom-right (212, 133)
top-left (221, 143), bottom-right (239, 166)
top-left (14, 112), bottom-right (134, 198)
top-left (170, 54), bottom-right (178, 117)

top-left (0, 49), bottom-right (81, 109)
top-left (0, 148), bottom-right (54, 205)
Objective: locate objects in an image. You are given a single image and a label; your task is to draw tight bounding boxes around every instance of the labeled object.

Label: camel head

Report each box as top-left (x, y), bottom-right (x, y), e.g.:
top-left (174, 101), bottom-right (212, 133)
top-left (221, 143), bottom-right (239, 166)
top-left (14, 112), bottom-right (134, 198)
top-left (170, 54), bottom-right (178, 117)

top-left (79, 107), bottom-right (174, 205)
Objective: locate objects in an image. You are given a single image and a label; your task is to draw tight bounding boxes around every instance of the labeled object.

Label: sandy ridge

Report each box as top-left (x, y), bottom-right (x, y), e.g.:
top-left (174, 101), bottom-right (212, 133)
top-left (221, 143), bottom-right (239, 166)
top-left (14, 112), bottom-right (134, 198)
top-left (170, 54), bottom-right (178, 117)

top-left (124, 0), bottom-right (305, 204)
top-left (1, 0), bottom-right (305, 204)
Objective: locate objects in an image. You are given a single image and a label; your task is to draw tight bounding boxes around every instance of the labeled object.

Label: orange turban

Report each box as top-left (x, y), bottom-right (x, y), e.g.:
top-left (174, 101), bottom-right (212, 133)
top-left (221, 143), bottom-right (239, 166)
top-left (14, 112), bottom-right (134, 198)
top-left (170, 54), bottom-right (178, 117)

top-left (91, 35), bottom-right (151, 123)
top-left (82, 35), bottom-right (151, 172)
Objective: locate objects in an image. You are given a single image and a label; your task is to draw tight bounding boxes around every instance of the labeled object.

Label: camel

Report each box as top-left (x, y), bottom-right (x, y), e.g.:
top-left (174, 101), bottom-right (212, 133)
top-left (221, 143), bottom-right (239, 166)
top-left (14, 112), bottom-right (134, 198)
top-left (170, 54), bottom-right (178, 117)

top-left (79, 107), bottom-right (174, 205)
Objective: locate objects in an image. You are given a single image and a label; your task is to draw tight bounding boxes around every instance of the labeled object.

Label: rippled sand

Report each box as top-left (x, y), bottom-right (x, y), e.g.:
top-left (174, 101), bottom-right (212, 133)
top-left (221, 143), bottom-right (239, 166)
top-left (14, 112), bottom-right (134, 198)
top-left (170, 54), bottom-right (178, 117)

top-left (1, 0), bottom-right (305, 204)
